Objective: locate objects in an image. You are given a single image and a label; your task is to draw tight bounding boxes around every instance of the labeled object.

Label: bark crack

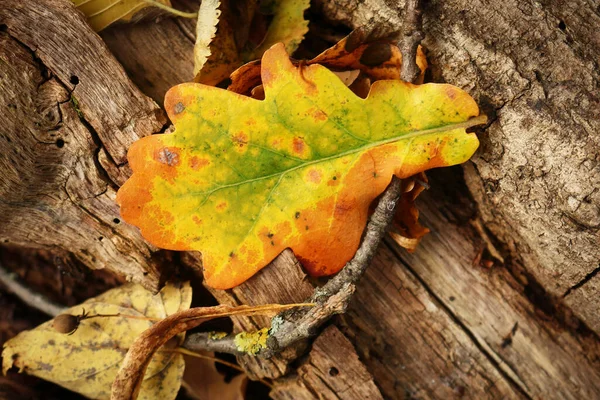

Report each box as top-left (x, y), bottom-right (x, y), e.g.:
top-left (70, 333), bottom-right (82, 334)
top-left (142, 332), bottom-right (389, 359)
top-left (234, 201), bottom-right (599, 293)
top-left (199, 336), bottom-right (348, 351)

top-left (383, 239), bottom-right (533, 400)
top-left (563, 264), bottom-right (600, 298)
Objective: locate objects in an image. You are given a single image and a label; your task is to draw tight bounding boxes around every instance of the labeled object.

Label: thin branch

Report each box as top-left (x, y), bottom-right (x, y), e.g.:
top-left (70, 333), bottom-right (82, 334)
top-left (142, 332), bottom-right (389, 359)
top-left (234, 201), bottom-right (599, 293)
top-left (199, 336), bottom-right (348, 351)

top-left (184, 0), bottom-right (426, 358)
top-left (399, 0), bottom-right (425, 83)
top-left (0, 262), bottom-right (66, 317)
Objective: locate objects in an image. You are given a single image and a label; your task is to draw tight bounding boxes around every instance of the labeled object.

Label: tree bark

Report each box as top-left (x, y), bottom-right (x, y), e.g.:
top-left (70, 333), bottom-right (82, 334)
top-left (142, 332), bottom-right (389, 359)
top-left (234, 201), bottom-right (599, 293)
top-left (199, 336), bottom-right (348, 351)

top-left (1, 0), bottom-right (599, 399)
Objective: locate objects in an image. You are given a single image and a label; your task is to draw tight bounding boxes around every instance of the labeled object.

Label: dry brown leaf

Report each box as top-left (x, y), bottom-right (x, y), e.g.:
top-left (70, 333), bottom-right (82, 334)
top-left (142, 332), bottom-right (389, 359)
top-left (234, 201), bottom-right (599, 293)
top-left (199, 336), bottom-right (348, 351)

top-left (182, 353), bottom-right (248, 400)
top-left (391, 173), bottom-right (430, 251)
top-left (228, 26), bottom-right (428, 96)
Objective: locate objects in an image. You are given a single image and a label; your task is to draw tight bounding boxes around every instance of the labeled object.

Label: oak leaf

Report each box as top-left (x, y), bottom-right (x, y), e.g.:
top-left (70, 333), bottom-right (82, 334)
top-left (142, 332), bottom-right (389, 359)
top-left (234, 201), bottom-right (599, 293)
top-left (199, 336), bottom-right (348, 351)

top-left (116, 43), bottom-right (484, 289)
top-left (2, 282), bottom-right (192, 400)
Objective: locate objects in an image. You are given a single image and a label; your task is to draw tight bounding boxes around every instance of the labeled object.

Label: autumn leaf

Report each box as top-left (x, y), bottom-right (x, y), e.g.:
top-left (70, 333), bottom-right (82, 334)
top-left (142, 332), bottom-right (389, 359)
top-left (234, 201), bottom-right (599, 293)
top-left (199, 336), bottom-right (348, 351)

top-left (72, 0), bottom-right (194, 32)
top-left (194, 0), bottom-right (309, 85)
top-left (182, 352), bottom-right (248, 400)
top-left (228, 26), bottom-right (427, 96)
top-left (2, 282), bottom-right (192, 400)
top-left (117, 43), bottom-right (485, 289)
top-left (244, 0), bottom-right (310, 59)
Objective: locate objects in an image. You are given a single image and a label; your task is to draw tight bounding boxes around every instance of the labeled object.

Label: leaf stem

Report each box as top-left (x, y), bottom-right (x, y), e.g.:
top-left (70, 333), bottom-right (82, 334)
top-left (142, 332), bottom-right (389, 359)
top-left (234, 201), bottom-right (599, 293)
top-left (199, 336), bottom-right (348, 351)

top-left (142, 0), bottom-right (198, 19)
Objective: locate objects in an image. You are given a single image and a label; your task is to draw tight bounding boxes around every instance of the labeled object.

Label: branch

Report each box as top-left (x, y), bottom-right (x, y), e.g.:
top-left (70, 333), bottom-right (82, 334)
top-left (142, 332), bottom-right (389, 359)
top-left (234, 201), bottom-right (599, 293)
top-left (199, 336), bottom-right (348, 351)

top-left (0, 262), bottom-right (66, 317)
top-left (184, 0), bottom-right (426, 358)
top-left (399, 0), bottom-right (425, 83)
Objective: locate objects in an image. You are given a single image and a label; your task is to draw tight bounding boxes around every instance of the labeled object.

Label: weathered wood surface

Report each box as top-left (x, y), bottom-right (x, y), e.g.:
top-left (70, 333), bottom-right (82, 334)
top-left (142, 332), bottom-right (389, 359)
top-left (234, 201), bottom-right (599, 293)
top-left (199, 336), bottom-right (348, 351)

top-left (1, 0), bottom-right (600, 399)
top-left (270, 326), bottom-right (383, 400)
top-left (316, 0), bottom-right (600, 336)
top-left (0, 0), bottom-right (167, 291)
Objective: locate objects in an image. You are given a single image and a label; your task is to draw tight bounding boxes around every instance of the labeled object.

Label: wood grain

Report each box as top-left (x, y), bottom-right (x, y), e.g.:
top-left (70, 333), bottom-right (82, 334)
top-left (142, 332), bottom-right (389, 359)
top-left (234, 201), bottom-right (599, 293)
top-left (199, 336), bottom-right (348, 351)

top-left (0, 0), bottom-right (167, 291)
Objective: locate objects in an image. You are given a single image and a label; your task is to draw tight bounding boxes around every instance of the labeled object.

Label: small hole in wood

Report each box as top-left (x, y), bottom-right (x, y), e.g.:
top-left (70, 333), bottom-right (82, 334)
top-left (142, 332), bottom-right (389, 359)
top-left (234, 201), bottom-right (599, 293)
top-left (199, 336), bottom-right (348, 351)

top-left (328, 367), bottom-right (339, 377)
top-left (113, 218), bottom-right (120, 224)
top-left (449, 296), bottom-right (456, 301)
top-left (558, 20), bottom-right (566, 31)
top-left (0, 24), bottom-right (7, 32)
top-left (70, 75), bottom-right (79, 85)
top-left (55, 139), bottom-right (65, 148)
top-left (98, 236), bottom-right (103, 241)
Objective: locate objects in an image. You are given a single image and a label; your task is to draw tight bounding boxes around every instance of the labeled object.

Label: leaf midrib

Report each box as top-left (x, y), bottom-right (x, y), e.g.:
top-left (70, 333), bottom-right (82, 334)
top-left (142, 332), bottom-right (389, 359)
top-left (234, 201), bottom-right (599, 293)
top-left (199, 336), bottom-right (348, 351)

top-left (193, 115), bottom-right (486, 203)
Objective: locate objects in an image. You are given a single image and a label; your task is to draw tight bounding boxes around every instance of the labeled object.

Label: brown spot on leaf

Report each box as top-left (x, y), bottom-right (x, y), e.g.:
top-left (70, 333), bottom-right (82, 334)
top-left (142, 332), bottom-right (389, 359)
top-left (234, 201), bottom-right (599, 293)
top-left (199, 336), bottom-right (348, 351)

top-left (309, 107), bottom-right (327, 121)
top-left (37, 362), bottom-right (54, 372)
top-left (445, 87), bottom-right (457, 100)
top-left (334, 200), bottom-right (352, 217)
top-left (328, 174), bottom-right (340, 186)
top-left (231, 132), bottom-right (248, 146)
top-left (155, 147), bottom-right (180, 166)
top-left (293, 137), bottom-right (305, 155)
top-left (174, 102), bottom-right (185, 114)
top-left (190, 156), bottom-right (209, 170)
top-left (217, 202), bottom-right (228, 211)
top-left (192, 216), bottom-right (203, 225)
top-left (307, 169), bottom-right (322, 184)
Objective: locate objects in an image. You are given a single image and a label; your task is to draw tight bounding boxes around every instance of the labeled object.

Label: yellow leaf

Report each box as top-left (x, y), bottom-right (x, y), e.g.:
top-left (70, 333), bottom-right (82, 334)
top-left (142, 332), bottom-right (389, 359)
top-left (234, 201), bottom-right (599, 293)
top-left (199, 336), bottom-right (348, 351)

top-left (2, 282), bottom-right (191, 400)
top-left (72, 0), bottom-right (170, 32)
top-left (193, 0), bottom-right (222, 76)
top-left (117, 43), bottom-right (485, 289)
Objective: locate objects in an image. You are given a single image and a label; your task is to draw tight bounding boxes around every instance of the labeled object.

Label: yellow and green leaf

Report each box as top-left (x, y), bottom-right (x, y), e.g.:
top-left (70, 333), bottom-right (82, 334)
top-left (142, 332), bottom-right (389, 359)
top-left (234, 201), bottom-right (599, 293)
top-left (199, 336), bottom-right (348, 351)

top-left (117, 43), bottom-right (484, 289)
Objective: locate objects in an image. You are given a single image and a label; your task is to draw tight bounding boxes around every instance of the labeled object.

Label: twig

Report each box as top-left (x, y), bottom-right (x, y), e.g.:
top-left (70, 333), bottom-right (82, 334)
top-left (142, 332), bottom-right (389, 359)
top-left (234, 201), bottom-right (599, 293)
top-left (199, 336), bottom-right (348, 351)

top-left (0, 261), bottom-right (66, 317)
top-left (184, 0), bottom-right (426, 359)
top-left (399, 0), bottom-right (425, 83)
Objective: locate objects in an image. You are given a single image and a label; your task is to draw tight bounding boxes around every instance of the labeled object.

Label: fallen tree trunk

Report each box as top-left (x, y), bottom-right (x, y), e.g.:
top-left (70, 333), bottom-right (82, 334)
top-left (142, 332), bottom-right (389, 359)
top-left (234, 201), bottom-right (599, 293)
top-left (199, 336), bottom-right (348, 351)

top-left (1, 0), bottom-right (599, 399)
